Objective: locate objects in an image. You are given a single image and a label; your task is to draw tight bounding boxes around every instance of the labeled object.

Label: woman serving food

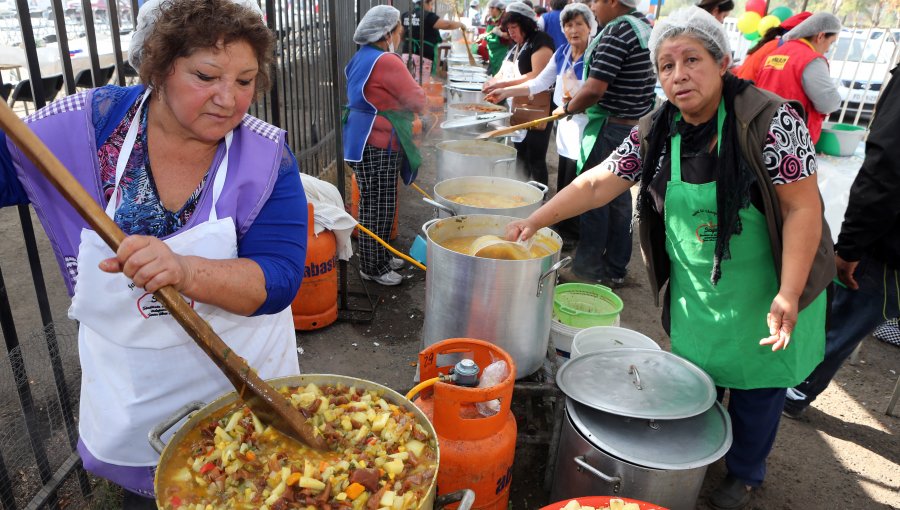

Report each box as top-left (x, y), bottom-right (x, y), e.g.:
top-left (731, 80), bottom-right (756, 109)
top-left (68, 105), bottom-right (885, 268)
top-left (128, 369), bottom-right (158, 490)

top-left (0, 0), bottom-right (306, 504)
top-left (507, 8), bottom-right (833, 509)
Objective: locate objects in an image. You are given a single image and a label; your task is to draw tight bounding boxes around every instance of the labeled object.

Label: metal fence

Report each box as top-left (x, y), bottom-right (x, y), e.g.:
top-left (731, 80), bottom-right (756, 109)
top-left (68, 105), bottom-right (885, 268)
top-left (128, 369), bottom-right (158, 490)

top-left (0, 0), bottom-right (438, 507)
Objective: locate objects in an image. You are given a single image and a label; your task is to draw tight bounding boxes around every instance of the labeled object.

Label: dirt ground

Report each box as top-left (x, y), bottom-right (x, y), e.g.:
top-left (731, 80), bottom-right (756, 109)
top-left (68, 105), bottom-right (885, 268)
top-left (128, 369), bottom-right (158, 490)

top-left (0, 118), bottom-right (897, 509)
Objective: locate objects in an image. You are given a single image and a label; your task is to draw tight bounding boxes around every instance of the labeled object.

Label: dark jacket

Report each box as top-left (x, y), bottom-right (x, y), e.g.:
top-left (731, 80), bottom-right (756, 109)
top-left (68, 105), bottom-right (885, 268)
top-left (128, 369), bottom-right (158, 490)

top-left (637, 85), bottom-right (835, 321)
top-left (835, 65), bottom-right (900, 269)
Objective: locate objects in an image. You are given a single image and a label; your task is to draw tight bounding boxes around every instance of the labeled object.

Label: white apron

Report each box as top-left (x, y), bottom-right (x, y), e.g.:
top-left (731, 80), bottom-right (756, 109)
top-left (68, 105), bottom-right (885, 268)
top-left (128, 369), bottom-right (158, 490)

top-left (555, 48), bottom-right (588, 160)
top-left (69, 91), bottom-right (299, 466)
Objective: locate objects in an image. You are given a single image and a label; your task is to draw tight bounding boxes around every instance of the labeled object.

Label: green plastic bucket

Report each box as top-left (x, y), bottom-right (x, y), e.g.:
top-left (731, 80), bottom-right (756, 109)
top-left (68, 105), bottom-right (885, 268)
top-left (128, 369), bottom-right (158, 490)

top-left (815, 123), bottom-right (866, 157)
top-left (553, 283), bottom-right (623, 328)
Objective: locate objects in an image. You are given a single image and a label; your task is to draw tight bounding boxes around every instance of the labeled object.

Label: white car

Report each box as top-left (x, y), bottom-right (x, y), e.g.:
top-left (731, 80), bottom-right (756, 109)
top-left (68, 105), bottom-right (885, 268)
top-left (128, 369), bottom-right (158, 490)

top-left (828, 28), bottom-right (899, 123)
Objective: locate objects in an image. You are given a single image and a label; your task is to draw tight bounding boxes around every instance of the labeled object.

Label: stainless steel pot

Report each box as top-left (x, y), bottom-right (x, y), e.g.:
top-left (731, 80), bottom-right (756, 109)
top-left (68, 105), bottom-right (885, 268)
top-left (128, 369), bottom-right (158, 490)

top-left (446, 83), bottom-right (485, 105)
top-left (421, 215), bottom-right (570, 378)
top-left (550, 398), bottom-right (732, 510)
top-left (436, 140), bottom-right (522, 182)
top-left (428, 176), bottom-right (547, 218)
top-left (149, 374), bottom-right (474, 510)
top-left (443, 104), bottom-right (511, 137)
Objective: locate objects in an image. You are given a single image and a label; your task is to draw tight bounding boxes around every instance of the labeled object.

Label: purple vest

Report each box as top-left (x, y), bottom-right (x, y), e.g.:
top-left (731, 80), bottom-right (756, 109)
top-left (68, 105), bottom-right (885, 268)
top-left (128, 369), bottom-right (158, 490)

top-left (5, 87), bottom-right (286, 295)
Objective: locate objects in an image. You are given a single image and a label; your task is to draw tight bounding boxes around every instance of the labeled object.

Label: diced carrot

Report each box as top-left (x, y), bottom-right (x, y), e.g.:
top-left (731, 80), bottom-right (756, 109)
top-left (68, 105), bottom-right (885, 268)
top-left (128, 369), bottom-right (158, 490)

top-left (319, 460), bottom-right (328, 473)
top-left (245, 450), bottom-right (256, 462)
top-left (286, 472), bottom-right (302, 486)
top-left (170, 495), bottom-right (182, 508)
top-left (199, 462), bottom-right (216, 475)
top-left (345, 482), bottom-right (366, 500)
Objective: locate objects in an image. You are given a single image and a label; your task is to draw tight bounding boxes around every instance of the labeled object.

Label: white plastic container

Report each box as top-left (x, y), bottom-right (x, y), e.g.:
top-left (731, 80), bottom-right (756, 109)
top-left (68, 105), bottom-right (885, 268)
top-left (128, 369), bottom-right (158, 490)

top-left (570, 326), bottom-right (659, 359)
top-left (550, 315), bottom-right (620, 359)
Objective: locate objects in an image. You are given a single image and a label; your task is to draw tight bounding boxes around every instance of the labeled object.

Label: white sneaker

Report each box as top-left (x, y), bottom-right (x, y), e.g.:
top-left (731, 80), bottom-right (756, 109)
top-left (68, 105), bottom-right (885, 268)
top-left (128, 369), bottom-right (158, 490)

top-left (359, 270), bottom-right (403, 286)
top-left (389, 257), bottom-right (405, 270)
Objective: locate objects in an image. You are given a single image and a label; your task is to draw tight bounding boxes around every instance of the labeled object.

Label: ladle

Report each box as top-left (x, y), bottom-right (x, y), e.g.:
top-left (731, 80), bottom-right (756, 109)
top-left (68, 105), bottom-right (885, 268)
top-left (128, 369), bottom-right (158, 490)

top-left (469, 234), bottom-right (535, 260)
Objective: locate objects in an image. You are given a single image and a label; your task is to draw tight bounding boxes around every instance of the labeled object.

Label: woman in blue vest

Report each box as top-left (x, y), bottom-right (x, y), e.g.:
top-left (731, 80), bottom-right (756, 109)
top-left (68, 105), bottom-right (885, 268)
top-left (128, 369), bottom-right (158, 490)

top-left (344, 5), bottom-right (426, 286)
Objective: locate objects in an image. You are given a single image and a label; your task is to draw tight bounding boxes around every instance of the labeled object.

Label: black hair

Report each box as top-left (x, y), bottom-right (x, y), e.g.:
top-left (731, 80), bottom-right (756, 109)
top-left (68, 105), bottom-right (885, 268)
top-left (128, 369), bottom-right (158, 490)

top-left (550, 0), bottom-right (569, 10)
top-left (500, 11), bottom-right (539, 35)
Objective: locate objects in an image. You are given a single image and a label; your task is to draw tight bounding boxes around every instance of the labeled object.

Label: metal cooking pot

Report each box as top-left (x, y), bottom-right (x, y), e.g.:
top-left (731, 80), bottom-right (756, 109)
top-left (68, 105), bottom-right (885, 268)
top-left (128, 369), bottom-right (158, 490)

top-left (443, 104), bottom-right (511, 137)
top-left (436, 140), bottom-right (522, 182)
top-left (421, 215), bottom-right (570, 378)
top-left (150, 374), bottom-right (475, 510)
top-left (551, 398), bottom-right (731, 510)
top-left (446, 83), bottom-right (485, 105)
top-left (428, 176), bottom-right (548, 218)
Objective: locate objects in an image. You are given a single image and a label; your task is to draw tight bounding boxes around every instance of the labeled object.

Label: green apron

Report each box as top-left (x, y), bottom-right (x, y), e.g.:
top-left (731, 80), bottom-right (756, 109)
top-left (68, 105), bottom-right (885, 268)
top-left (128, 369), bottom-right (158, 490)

top-left (341, 108), bottom-right (422, 184)
top-left (406, 39), bottom-right (439, 76)
top-left (486, 31), bottom-right (510, 76)
top-left (577, 12), bottom-right (649, 174)
top-left (664, 101), bottom-right (826, 389)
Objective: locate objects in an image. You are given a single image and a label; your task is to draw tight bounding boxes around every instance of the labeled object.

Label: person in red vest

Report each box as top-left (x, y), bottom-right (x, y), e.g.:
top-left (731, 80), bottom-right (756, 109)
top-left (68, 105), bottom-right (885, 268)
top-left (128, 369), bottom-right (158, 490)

top-left (733, 11), bottom-right (812, 82)
top-left (754, 12), bottom-right (841, 143)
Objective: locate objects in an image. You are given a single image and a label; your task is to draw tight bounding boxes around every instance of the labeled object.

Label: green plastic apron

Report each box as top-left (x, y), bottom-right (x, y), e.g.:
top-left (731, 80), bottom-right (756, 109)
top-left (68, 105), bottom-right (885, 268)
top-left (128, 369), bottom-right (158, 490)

top-left (486, 31), bottom-right (510, 76)
top-left (341, 108), bottom-right (422, 183)
top-left (577, 12), bottom-right (648, 174)
top-left (665, 101), bottom-right (825, 389)
top-left (407, 39), bottom-right (439, 76)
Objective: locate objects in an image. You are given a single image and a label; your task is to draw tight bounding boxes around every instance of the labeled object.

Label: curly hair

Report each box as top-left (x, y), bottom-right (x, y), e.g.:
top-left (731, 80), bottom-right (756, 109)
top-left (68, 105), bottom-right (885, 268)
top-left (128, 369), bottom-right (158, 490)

top-left (500, 10), bottom-right (538, 36)
top-left (139, 0), bottom-right (274, 96)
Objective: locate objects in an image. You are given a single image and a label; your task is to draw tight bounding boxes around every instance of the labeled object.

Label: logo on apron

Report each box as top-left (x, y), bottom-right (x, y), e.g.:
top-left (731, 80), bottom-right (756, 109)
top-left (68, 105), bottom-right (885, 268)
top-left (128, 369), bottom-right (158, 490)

top-left (137, 292), bottom-right (195, 318)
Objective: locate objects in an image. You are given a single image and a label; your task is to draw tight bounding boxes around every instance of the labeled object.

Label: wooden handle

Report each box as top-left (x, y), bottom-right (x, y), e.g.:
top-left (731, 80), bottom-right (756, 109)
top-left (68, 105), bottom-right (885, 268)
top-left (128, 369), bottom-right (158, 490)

top-left (477, 112), bottom-right (565, 139)
top-left (455, 7), bottom-right (476, 66)
top-left (0, 100), bottom-right (326, 450)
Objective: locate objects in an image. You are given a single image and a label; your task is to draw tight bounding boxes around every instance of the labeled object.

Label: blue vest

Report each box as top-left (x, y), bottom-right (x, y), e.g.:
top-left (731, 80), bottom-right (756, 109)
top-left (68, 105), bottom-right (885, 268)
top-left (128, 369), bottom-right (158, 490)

top-left (343, 45), bottom-right (388, 162)
top-left (553, 43), bottom-right (584, 78)
top-left (542, 11), bottom-right (567, 52)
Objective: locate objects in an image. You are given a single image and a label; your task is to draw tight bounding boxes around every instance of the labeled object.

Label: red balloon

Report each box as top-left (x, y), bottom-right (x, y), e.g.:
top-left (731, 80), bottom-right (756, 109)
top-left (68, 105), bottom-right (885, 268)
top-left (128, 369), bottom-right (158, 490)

top-left (746, 0), bottom-right (767, 15)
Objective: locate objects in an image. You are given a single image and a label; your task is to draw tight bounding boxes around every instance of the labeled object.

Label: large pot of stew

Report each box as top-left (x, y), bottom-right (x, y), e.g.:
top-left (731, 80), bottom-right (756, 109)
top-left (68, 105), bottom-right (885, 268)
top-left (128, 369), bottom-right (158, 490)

top-left (150, 374), bottom-right (474, 510)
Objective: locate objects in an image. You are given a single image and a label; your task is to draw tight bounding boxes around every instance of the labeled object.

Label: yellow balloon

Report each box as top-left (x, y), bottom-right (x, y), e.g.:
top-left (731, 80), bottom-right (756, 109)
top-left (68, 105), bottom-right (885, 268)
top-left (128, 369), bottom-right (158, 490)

top-left (757, 15), bottom-right (782, 37)
top-left (737, 11), bottom-right (762, 35)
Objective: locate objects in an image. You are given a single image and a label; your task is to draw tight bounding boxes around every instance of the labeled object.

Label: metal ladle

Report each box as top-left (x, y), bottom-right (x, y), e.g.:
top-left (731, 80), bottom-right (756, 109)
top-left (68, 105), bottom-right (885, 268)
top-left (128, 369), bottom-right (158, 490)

top-left (469, 234), bottom-right (534, 260)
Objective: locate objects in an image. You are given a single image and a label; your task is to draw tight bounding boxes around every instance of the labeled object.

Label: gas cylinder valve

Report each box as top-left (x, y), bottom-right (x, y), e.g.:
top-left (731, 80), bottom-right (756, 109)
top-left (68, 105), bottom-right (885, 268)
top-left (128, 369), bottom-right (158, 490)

top-left (450, 359), bottom-right (480, 387)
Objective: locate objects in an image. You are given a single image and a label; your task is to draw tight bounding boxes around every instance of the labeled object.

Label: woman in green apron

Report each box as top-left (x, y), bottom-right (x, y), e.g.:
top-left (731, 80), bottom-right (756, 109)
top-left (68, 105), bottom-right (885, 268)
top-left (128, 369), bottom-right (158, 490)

top-left (506, 8), bottom-right (833, 510)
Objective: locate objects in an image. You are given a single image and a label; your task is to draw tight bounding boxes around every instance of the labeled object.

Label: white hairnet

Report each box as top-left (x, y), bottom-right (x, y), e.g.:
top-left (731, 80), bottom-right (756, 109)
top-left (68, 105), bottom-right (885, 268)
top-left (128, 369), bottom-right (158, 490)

top-left (648, 6), bottom-right (730, 70)
top-left (504, 1), bottom-right (538, 23)
top-left (560, 2), bottom-right (598, 38)
top-left (128, 0), bottom-right (263, 70)
top-left (618, 0), bottom-right (639, 7)
top-left (488, 0), bottom-right (510, 10)
top-left (353, 5), bottom-right (401, 45)
top-left (784, 12), bottom-right (841, 41)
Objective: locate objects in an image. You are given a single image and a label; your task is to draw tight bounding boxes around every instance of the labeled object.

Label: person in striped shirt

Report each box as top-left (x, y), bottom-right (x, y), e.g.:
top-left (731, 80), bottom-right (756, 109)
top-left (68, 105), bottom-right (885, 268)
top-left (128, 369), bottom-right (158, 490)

top-left (553, 0), bottom-right (656, 287)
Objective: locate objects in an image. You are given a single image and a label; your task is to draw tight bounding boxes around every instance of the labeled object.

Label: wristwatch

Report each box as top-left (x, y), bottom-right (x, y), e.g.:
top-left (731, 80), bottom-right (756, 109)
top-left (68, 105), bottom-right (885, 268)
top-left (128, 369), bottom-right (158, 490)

top-left (563, 102), bottom-right (572, 115)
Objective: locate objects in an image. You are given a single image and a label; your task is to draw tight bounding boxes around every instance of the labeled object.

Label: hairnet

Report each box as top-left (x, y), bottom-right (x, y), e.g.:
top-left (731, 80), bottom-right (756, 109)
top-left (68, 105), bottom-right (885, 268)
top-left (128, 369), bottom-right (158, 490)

top-left (648, 6), bottom-right (730, 70)
top-left (504, 1), bottom-right (538, 23)
top-left (488, 0), bottom-right (511, 10)
top-left (618, 0), bottom-right (639, 7)
top-left (129, 0), bottom-right (263, 70)
top-left (353, 5), bottom-right (401, 45)
top-left (560, 2), bottom-right (598, 38)
top-left (784, 12), bottom-right (841, 41)
top-left (470, 0), bottom-right (479, 5)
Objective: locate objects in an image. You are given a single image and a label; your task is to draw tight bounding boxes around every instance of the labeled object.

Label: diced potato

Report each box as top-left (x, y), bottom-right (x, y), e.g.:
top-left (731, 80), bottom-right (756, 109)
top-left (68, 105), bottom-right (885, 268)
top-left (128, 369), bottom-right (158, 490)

top-left (224, 411), bottom-right (242, 432)
top-left (371, 412), bottom-right (390, 432)
top-left (405, 439), bottom-right (425, 458)
top-left (622, 505), bottom-right (640, 510)
top-left (383, 458), bottom-right (404, 476)
top-left (563, 500), bottom-right (581, 510)
top-left (341, 416), bottom-right (353, 431)
top-left (351, 411), bottom-right (369, 424)
top-left (265, 480), bottom-right (286, 504)
top-left (335, 492), bottom-right (347, 501)
top-left (172, 467), bottom-right (193, 483)
top-left (609, 499), bottom-right (625, 510)
top-left (299, 476), bottom-right (326, 491)
top-left (303, 460), bottom-right (314, 478)
top-left (304, 383), bottom-right (322, 395)
top-left (379, 490), bottom-right (396, 507)
top-left (214, 427), bottom-right (234, 444)
top-left (388, 452), bottom-right (408, 461)
top-left (353, 425), bottom-right (370, 444)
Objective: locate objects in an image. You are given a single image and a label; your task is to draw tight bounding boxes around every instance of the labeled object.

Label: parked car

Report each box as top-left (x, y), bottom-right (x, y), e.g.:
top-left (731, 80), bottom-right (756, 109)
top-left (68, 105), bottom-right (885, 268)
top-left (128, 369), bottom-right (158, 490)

top-left (828, 28), bottom-right (899, 124)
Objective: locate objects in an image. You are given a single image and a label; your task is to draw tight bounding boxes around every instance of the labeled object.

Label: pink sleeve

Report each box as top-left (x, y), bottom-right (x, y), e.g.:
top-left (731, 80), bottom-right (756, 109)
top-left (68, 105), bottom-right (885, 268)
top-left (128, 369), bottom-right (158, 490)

top-left (371, 55), bottom-right (427, 113)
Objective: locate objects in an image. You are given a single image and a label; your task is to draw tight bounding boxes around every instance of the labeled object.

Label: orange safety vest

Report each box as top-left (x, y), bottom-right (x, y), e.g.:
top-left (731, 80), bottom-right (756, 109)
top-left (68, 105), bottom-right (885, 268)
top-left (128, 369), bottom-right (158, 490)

top-left (755, 39), bottom-right (827, 143)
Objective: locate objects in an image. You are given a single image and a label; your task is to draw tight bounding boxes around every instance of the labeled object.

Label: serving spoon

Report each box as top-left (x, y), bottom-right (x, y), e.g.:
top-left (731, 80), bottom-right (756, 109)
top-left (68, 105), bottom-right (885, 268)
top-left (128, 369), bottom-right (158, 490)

top-left (0, 100), bottom-right (327, 451)
top-left (469, 234), bottom-right (534, 260)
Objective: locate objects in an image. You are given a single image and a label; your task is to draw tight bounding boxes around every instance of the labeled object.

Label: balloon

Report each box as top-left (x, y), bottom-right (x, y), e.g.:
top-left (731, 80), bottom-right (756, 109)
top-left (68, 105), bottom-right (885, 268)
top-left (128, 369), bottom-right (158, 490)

top-left (770, 6), bottom-right (793, 22)
top-left (737, 11), bottom-right (762, 35)
top-left (744, 31), bottom-right (761, 41)
top-left (746, 0), bottom-right (767, 16)
top-left (757, 15), bottom-right (782, 37)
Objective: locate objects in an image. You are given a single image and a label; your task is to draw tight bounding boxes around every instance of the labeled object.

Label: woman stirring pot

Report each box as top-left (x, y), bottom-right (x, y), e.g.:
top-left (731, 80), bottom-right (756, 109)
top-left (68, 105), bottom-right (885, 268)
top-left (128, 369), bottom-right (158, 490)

top-left (485, 2), bottom-right (596, 248)
top-left (0, 0), bottom-right (307, 505)
top-left (507, 8), bottom-right (833, 509)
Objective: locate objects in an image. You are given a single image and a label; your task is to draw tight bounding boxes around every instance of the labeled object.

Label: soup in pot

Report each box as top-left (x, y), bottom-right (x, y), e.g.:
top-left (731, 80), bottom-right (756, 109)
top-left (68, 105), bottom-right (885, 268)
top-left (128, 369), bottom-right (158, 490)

top-left (444, 192), bottom-right (531, 209)
top-left (157, 383), bottom-right (437, 510)
top-left (438, 235), bottom-right (558, 260)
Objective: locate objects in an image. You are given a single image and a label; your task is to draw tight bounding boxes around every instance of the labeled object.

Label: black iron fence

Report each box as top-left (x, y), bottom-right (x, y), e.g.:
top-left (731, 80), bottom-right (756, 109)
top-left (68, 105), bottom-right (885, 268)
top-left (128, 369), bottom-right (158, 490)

top-left (0, 0), bottom-right (472, 508)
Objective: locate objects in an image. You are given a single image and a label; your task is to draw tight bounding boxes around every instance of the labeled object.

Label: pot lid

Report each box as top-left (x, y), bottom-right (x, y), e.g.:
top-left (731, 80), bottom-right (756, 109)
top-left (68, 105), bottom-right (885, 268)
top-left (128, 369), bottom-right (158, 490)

top-left (448, 73), bottom-right (488, 83)
top-left (447, 81), bottom-right (484, 91)
top-left (449, 65), bottom-right (485, 73)
top-left (440, 112), bottom-right (512, 129)
top-left (566, 398), bottom-right (733, 470)
top-left (556, 348), bottom-right (716, 419)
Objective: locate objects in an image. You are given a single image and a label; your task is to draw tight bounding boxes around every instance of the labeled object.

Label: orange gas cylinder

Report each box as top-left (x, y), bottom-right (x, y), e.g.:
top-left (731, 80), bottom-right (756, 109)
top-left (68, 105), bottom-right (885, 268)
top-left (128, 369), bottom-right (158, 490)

top-left (349, 173), bottom-right (399, 240)
top-left (413, 339), bottom-right (517, 510)
top-left (290, 203), bottom-right (337, 330)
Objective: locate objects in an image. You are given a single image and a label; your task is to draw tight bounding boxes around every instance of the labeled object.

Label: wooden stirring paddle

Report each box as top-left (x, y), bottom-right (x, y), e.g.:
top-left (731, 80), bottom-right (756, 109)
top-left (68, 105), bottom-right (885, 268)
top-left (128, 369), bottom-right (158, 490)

top-left (0, 100), bottom-right (327, 451)
top-left (476, 112), bottom-right (566, 140)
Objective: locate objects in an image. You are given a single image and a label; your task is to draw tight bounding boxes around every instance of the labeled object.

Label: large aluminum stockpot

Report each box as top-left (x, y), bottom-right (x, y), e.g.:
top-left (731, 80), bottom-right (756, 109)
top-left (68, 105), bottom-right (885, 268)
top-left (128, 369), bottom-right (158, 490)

top-left (436, 140), bottom-right (522, 182)
top-left (150, 374), bottom-right (474, 510)
top-left (427, 176), bottom-right (548, 218)
top-left (550, 398), bottom-right (731, 510)
top-left (446, 82), bottom-right (485, 105)
top-left (421, 215), bottom-right (570, 378)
